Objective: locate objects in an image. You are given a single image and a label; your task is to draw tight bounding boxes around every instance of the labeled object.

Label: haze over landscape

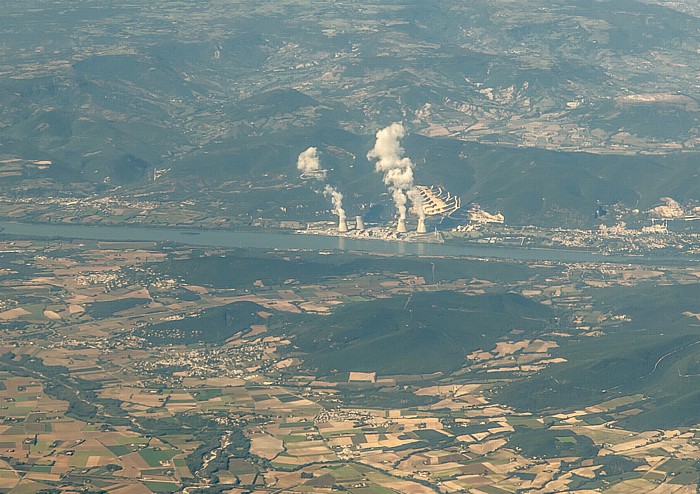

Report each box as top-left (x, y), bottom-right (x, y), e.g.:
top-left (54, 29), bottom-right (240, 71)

top-left (1, 1), bottom-right (700, 493)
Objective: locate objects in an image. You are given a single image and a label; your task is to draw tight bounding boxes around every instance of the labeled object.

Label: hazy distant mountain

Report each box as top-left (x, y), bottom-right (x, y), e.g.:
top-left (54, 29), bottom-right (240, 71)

top-left (1, 0), bottom-right (699, 225)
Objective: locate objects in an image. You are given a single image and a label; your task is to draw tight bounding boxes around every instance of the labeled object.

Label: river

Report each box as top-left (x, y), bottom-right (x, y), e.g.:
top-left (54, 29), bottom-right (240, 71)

top-left (0, 220), bottom-right (695, 264)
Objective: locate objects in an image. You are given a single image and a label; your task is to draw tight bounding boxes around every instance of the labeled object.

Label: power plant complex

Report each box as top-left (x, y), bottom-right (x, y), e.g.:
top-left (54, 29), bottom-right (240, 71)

top-left (318, 182), bottom-right (461, 237)
top-left (297, 123), bottom-right (480, 239)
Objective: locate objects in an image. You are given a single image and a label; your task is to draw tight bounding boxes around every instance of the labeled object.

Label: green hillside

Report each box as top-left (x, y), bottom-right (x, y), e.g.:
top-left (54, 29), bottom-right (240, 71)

top-left (1, 0), bottom-right (700, 226)
top-left (494, 283), bottom-right (700, 430)
top-left (155, 250), bottom-right (553, 289)
top-left (137, 301), bottom-right (265, 345)
top-left (275, 291), bottom-right (553, 375)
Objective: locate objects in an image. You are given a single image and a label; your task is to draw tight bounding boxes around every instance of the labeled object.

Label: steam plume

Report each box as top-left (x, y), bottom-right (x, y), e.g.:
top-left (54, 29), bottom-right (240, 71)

top-left (367, 123), bottom-right (415, 221)
top-left (323, 184), bottom-right (346, 222)
top-left (408, 188), bottom-right (425, 221)
top-left (297, 147), bottom-right (327, 181)
top-left (296, 147), bottom-right (346, 229)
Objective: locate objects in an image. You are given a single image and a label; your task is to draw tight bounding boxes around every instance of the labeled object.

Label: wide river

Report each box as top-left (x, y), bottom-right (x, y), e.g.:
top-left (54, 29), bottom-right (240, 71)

top-left (0, 220), bottom-right (695, 264)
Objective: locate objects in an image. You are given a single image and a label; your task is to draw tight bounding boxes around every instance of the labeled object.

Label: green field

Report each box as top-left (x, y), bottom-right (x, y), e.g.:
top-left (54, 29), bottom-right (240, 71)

top-left (143, 481), bottom-right (181, 493)
top-left (139, 448), bottom-right (179, 467)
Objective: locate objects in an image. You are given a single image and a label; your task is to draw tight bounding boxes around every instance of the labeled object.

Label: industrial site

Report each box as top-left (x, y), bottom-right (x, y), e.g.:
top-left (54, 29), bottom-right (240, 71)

top-left (302, 183), bottom-right (463, 242)
top-left (298, 123), bottom-right (505, 242)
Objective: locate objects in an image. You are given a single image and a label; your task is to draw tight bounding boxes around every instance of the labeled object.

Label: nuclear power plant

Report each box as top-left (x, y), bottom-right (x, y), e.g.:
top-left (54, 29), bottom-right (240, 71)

top-left (318, 183), bottom-right (463, 236)
top-left (298, 124), bottom-right (465, 241)
top-left (313, 182), bottom-right (462, 237)
top-left (329, 215), bottom-right (430, 234)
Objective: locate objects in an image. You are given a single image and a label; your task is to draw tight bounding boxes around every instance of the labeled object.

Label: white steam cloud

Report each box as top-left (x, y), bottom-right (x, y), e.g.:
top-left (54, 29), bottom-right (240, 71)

top-left (407, 187), bottom-right (425, 221)
top-left (297, 147), bottom-right (327, 181)
top-left (367, 123), bottom-right (417, 221)
top-left (296, 147), bottom-right (346, 223)
top-left (324, 184), bottom-right (346, 221)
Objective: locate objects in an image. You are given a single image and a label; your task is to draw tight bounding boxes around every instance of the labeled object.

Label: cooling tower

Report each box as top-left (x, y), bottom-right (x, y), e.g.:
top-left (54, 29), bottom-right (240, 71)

top-left (355, 216), bottom-right (365, 230)
top-left (396, 218), bottom-right (407, 233)
top-left (338, 217), bottom-right (349, 232)
top-left (416, 217), bottom-right (427, 233)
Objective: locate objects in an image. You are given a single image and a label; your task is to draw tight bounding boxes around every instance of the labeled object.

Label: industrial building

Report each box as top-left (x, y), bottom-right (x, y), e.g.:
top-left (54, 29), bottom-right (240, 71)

top-left (413, 185), bottom-right (461, 217)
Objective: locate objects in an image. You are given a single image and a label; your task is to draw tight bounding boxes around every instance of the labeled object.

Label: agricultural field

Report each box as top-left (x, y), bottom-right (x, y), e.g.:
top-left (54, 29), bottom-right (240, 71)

top-left (0, 236), bottom-right (700, 491)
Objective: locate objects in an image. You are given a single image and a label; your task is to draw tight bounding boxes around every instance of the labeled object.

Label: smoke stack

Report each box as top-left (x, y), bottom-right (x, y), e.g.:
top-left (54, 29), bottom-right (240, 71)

top-left (396, 218), bottom-right (407, 233)
top-left (338, 217), bottom-right (349, 232)
top-left (417, 217), bottom-right (427, 233)
top-left (355, 216), bottom-right (365, 230)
